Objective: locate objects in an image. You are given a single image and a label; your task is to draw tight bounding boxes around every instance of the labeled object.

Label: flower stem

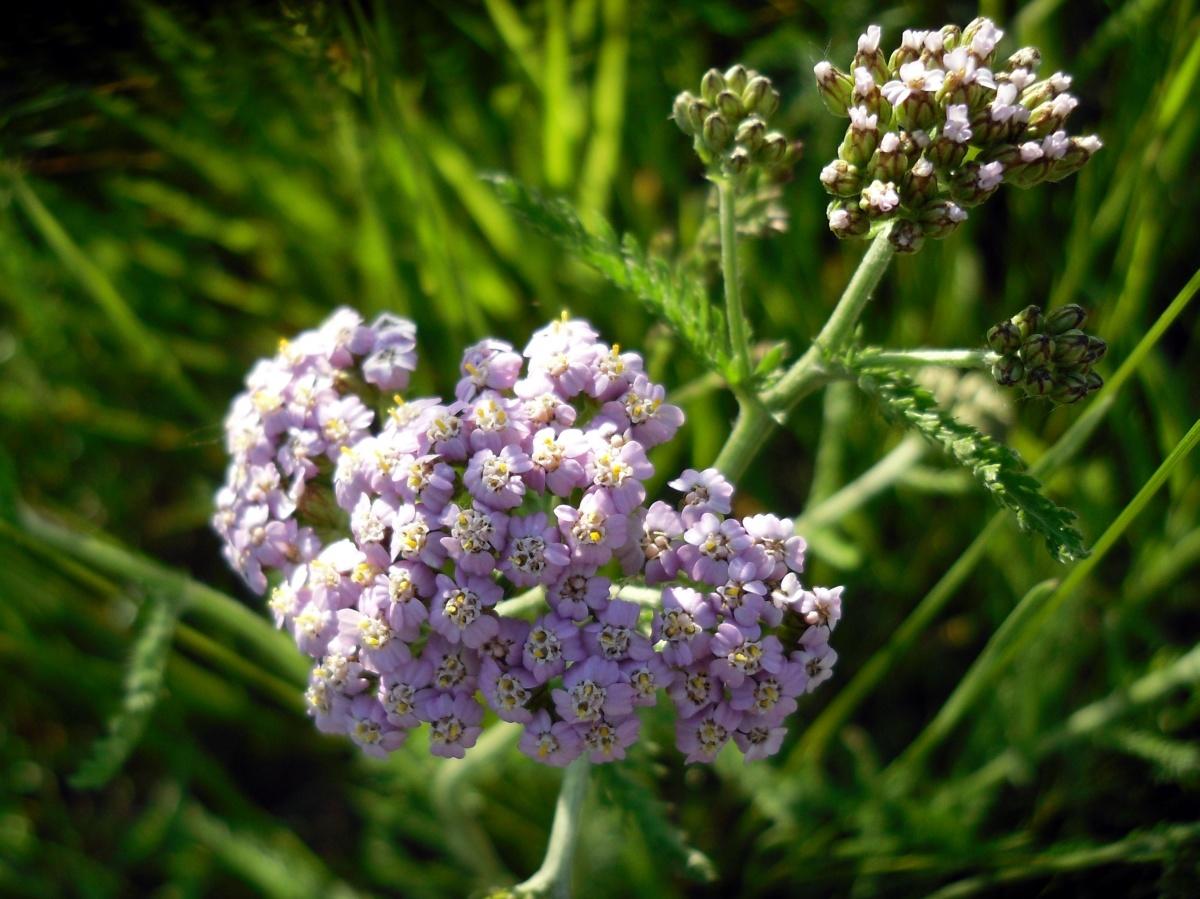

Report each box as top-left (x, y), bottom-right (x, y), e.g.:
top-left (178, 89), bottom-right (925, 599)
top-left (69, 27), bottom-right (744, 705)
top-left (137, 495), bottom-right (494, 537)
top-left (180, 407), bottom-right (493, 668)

top-left (856, 348), bottom-right (994, 370)
top-left (717, 177), bottom-right (752, 382)
top-left (763, 226), bottom-right (897, 412)
top-left (514, 757), bottom-right (591, 898)
top-left (711, 389), bottom-right (775, 482)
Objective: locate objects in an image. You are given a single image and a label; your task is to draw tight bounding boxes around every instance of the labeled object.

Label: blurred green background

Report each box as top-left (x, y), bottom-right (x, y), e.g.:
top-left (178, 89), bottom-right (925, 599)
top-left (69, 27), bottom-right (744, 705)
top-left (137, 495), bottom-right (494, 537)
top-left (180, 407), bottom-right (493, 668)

top-left (2, 1), bottom-right (1198, 896)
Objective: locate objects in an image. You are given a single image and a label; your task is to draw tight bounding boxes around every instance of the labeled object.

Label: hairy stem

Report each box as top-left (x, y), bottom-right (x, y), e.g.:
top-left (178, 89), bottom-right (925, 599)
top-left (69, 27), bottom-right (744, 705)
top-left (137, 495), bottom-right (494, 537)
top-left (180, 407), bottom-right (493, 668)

top-left (858, 348), bottom-right (995, 370)
top-left (717, 177), bottom-right (752, 382)
top-left (711, 389), bottom-right (775, 481)
top-left (514, 757), bottom-right (591, 898)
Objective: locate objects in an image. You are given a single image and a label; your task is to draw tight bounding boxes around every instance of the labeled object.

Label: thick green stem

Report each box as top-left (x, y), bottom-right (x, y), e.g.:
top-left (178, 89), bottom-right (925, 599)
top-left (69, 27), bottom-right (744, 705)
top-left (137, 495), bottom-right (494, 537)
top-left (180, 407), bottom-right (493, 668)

top-left (859, 348), bottom-right (994, 370)
top-left (764, 227), bottom-right (897, 413)
top-left (513, 758), bottom-right (591, 898)
top-left (711, 390), bottom-right (775, 481)
top-left (717, 177), bottom-right (752, 381)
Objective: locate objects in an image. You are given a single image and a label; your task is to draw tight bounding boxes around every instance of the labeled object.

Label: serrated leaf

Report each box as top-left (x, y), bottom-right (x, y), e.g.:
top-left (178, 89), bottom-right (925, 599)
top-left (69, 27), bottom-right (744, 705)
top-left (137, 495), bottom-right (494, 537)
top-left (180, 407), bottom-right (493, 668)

top-left (484, 172), bottom-right (730, 374)
top-left (845, 353), bottom-right (1089, 563)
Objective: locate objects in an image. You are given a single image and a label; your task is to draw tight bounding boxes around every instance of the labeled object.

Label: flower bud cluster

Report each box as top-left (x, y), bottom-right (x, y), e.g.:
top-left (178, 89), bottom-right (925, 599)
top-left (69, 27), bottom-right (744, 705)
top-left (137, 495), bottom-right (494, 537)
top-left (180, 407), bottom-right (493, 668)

top-left (815, 18), bottom-right (1102, 252)
top-left (673, 64), bottom-right (793, 178)
top-left (987, 304), bottom-right (1106, 404)
top-left (214, 309), bottom-right (844, 765)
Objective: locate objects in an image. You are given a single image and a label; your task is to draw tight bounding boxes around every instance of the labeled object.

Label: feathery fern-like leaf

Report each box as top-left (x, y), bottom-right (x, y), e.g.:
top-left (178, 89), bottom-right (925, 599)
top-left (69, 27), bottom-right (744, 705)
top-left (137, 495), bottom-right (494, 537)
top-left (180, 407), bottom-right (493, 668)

top-left (845, 353), bottom-right (1089, 563)
top-left (484, 172), bottom-right (730, 373)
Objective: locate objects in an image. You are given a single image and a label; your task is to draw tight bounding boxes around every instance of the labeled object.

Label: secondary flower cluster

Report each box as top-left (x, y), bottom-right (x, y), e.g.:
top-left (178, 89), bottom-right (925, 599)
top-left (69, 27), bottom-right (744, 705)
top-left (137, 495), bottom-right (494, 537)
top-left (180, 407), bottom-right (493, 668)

top-left (987, 304), bottom-right (1106, 404)
top-left (214, 309), bottom-right (844, 766)
top-left (815, 17), bottom-right (1102, 252)
top-left (672, 64), bottom-right (793, 178)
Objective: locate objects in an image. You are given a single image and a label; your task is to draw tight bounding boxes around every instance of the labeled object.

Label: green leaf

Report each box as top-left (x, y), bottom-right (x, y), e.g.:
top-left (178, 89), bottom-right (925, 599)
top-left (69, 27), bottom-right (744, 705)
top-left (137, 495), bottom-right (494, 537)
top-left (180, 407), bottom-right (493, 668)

top-left (845, 352), bottom-right (1089, 563)
top-left (484, 172), bottom-right (730, 374)
top-left (71, 593), bottom-right (182, 789)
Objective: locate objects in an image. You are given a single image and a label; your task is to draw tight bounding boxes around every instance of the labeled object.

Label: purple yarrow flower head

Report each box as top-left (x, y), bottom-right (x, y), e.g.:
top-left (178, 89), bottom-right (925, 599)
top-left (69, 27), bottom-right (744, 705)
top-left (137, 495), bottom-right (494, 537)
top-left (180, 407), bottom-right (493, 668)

top-left (600, 375), bottom-right (684, 448)
top-left (669, 468), bottom-right (734, 525)
top-left (501, 513), bottom-right (572, 588)
top-left (585, 437), bottom-right (652, 513)
top-left (742, 514), bottom-right (806, 582)
top-left (464, 445), bottom-right (533, 510)
top-left (800, 585), bottom-right (844, 630)
top-left (431, 571), bottom-right (503, 647)
top-left (555, 490), bottom-right (627, 566)
top-left (480, 659), bottom-right (538, 723)
top-left (526, 427), bottom-right (589, 496)
top-left (794, 627), bottom-right (838, 693)
top-left (456, 338), bottom-right (523, 402)
top-left (653, 586), bottom-right (716, 666)
top-left (709, 622), bottom-right (785, 688)
top-left (378, 658), bottom-right (433, 728)
top-left (519, 709), bottom-right (584, 767)
top-left (416, 403), bottom-right (469, 462)
top-left (587, 343), bottom-right (643, 401)
top-left (523, 613), bottom-right (584, 684)
top-left (389, 503), bottom-right (446, 569)
top-left (362, 314), bottom-right (418, 391)
top-left (545, 565), bottom-right (610, 621)
top-left (523, 313), bottom-right (600, 360)
top-left (418, 691), bottom-right (485, 759)
top-left (440, 503), bottom-right (508, 575)
top-left (583, 598), bottom-right (654, 662)
top-left (477, 616), bottom-right (531, 669)
top-left (553, 657), bottom-right (635, 724)
top-left (730, 663), bottom-right (807, 725)
top-left (676, 702), bottom-right (743, 764)
top-left (668, 662), bottom-right (719, 718)
top-left (465, 391), bottom-right (527, 453)
top-left (733, 723), bottom-right (789, 762)
top-left (621, 654), bottom-right (674, 707)
top-left (317, 394), bottom-right (373, 455)
top-left (347, 695), bottom-right (409, 757)
top-left (577, 713), bottom-right (641, 763)
top-left (334, 605), bottom-right (412, 675)
top-left (420, 635), bottom-right (480, 694)
top-left (679, 513), bottom-right (754, 586)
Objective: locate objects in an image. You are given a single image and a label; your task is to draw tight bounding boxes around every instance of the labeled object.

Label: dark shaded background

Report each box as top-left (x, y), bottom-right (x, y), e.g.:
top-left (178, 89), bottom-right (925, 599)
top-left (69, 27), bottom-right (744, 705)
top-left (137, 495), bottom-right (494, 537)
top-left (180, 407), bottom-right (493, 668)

top-left (1, 1), bottom-right (1198, 896)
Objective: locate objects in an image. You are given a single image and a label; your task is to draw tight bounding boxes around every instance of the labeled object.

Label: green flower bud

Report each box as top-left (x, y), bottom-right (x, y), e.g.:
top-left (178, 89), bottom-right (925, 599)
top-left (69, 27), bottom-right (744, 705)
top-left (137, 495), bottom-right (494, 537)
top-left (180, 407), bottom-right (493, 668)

top-left (701, 68), bottom-right (726, 104)
top-left (1050, 371), bottom-right (1089, 405)
top-left (759, 132), bottom-right (789, 167)
top-left (685, 99), bottom-right (711, 134)
top-left (703, 112), bottom-right (732, 152)
top-left (672, 92), bottom-right (698, 135)
top-left (1085, 370), bottom-right (1104, 393)
top-left (888, 218), bottom-right (925, 254)
top-left (991, 354), bottom-right (1025, 386)
top-left (927, 133), bottom-right (968, 170)
top-left (819, 159), bottom-right (862, 197)
top-left (939, 25), bottom-right (962, 52)
top-left (814, 62), bottom-right (853, 116)
top-left (827, 200), bottom-right (870, 238)
top-left (866, 132), bottom-right (907, 182)
top-left (839, 108), bottom-right (880, 166)
top-left (726, 145), bottom-right (751, 175)
top-left (919, 199), bottom-right (969, 239)
top-left (723, 64), bottom-right (749, 96)
top-left (735, 115), bottom-right (766, 152)
top-left (1084, 336), bottom-right (1107, 364)
top-left (1051, 329), bottom-right (1090, 365)
top-left (1044, 304), bottom-right (1087, 334)
top-left (716, 89), bottom-right (744, 121)
top-left (1010, 305), bottom-right (1043, 339)
top-left (1020, 334), bottom-right (1056, 368)
top-left (755, 86), bottom-right (781, 120)
top-left (1046, 135), bottom-right (1103, 182)
top-left (988, 321), bottom-right (1023, 355)
top-left (742, 75), bottom-right (771, 114)
top-left (902, 157), bottom-right (938, 208)
top-left (1023, 366), bottom-right (1054, 397)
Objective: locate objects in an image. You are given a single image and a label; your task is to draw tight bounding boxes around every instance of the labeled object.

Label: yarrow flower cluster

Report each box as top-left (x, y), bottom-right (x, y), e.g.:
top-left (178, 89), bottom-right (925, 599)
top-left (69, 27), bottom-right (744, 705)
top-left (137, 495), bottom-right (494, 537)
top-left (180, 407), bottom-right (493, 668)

top-left (814, 18), bottom-right (1102, 252)
top-left (987, 303), bottom-right (1106, 404)
top-left (214, 309), bottom-right (844, 765)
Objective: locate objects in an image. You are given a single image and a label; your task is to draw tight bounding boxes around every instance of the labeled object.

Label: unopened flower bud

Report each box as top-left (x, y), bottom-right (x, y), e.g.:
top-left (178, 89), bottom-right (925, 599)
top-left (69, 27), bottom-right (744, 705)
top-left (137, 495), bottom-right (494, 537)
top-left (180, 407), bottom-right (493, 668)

top-left (1084, 336), bottom-right (1107, 364)
top-left (701, 68), bottom-right (726, 104)
top-left (1046, 135), bottom-right (1102, 182)
top-left (991, 354), bottom-right (1025, 386)
top-left (827, 200), bottom-right (870, 238)
top-left (1051, 371), bottom-right (1090, 405)
top-left (727, 145), bottom-right (751, 175)
top-left (672, 92), bottom-right (698, 135)
top-left (1007, 47), bottom-right (1042, 73)
top-left (814, 61), bottom-right (853, 116)
top-left (951, 160), bottom-right (1004, 207)
top-left (1023, 366), bottom-right (1054, 397)
top-left (759, 133), bottom-right (790, 168)
top-left (1011, 305), bottom-right (1043, 339)
top-left (939, 25), bottom-right (962, 52)
top-left (716, 89), bottom-right (744, 120)
top-left (867, 132), bottom-right (906, 181)
top-left (853, 24), bottom-right (889, 83)
top-left (735, 116), bottom-right (766, 152)
top-left (820, 159), bottom-right (862, 197)
top-left (839, 106), bottom-right (880, 165)
top-left (851, 66), bottom-right (885, 117)
top-left (686, 99), bottom-right (711, 134)
top-left (1020, 334), bottom-right (1055, 368)
top-left (742, 76), bottom-right (774, 116)
top-left (919, 199), bottom-right (968, 238)
top-left (755, 85), bottom-right (781, 120)
top-left (1052, 330), bottom-right (1090, 365)
top-left (1026, 93), bottom-right (1079, 138)
top-left (703, 112), bottom-right (732, 151)
top-left (988, 321), bottom-right (1023, 355)
top-left (1085, 370), bottom-right (1104, 393)
top-left (887, 218), bottom-right (925, 254)
top-left (1044, 304), bottom-right (1087, 334)
top-left (724, 64), bottom-right (749, 96)
top-left (903, 157), bottom-right (937, 207)
top-left (1021, 72), bottom-right (1072, 108)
